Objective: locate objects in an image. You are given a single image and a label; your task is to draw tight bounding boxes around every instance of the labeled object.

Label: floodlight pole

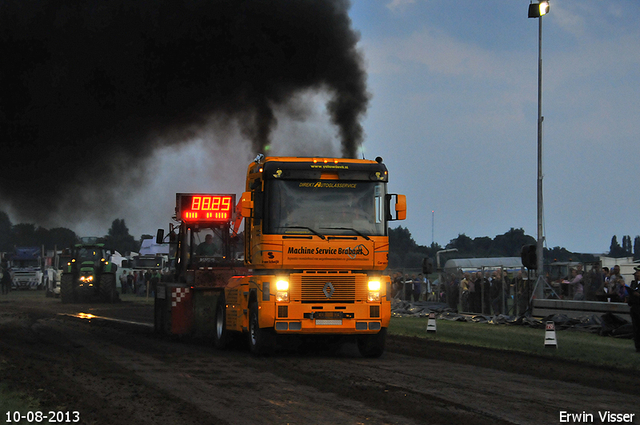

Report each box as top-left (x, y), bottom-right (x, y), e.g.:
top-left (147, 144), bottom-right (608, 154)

top-left (527, 1), bottom-right (549, 299)
top-left (535, 9), bottom-right (545, 296)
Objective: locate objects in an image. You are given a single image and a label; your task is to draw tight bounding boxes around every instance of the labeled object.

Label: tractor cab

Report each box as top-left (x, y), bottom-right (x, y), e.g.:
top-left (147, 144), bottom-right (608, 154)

top-left (157, 193), bottom-right (244, 287)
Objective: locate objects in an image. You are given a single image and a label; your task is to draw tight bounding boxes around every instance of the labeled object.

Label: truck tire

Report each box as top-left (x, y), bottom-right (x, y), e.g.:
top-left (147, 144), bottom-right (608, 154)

top-left (99, 274), bottom-right (118, 303)
top-left (60, 274), bottom-right (75, 304)
top-left (248, 303), bottom-right (275, 356)
top-left (357, 328), bottom-right (387, 358)
top-left (213, 294), bottom-right (231, 349)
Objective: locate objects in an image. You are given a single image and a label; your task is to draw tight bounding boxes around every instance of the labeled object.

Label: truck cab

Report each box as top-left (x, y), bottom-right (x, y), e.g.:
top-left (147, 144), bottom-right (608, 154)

top-left (9, 247), bottom-right (44, 290)
top-left (228, 155), bottom-right (406, 356)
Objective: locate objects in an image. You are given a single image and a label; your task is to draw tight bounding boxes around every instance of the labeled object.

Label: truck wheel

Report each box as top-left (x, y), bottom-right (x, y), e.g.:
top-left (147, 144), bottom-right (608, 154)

top-left (60, 274), bottom-right (75, 304)
top-left (248, 303), bottom-right (275, 356)
top-left (99, 274), bottom-right (118, 303)
top-left (213, 294), bottom-right (230, 349)
top-left (357, 328), bottom-right (387, 358)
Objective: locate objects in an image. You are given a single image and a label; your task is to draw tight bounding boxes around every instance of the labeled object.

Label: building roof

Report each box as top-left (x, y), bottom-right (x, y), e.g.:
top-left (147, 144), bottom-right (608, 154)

top-left (443, 257), bottom-right (523, 271)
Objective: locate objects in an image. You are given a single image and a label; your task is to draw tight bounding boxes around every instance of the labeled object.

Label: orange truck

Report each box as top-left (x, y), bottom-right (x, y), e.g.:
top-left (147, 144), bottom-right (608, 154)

top-left (154, 155), bottom-right (406, 357)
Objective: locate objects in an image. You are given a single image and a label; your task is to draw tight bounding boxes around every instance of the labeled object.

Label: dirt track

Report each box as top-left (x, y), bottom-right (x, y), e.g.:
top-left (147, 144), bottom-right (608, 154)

top-left (1, 295), bottom-right (639, 425)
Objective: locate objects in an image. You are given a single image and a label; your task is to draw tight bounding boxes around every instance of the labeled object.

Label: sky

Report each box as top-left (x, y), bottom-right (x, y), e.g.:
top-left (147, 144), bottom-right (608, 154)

top-left (350, 0), bottom-right (640, 254)
top-left (3, 0), bottom-right (639, 255)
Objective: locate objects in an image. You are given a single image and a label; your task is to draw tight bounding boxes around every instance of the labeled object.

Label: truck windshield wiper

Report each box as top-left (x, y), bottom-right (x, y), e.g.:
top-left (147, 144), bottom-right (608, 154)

top-left (282, 226), bottom-right (326, 239)
top-left (321, 227), bottom-right (370, 240)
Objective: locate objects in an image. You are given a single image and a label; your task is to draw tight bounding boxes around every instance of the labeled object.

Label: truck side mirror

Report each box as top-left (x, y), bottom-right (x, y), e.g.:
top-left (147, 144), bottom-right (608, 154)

top-left (156, 229), bottom-right (164, 244)
top-left (395, 194), bottom-right (406, 220)
top-left (386, 194), bottom-right (407, 221)
top-left (240, 191), bottom-right (253, 218)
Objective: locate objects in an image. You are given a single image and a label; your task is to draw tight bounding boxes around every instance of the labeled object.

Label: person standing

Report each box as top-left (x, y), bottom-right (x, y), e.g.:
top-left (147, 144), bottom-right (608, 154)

top-left (490, 269), bottom-right (504, 315)
top-left (1, 258), bottom-right (12, 295)
top-left (482, 272), bottom-right (492, 315)
top-left (120, 270), bottom-right (128, 294)
top-left (151, 270), bottom-right (161, 298)
top-left (627, 267), bottom-right (640, 353)
top-left (403, 274), bottom-right (412, 301)
top-left (471, 272), bottom-right (482, 313)
top-left (136, 271), bottom-right (144, 294)
top-left (126, 272), bottom-right (134, 295)
top-left (569, 268), bottom-right (584, 300)
top-left (422, 274), bottom-right (431, 301)
top-left (609, 265), bottom-right (625, 302)
top-left (514, 270), bottom-right (530, 316)
top-left (144, 270), bottom-right (152, 296)
top-left (460, 273), bottom-right (470, 312)
top-left (413, 274), bottom-right (422, 302)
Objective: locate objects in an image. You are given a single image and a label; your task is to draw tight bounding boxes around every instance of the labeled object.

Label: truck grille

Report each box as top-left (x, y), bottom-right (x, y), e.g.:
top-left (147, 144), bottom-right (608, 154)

top-left (290, 272), bottom-right (367, 303)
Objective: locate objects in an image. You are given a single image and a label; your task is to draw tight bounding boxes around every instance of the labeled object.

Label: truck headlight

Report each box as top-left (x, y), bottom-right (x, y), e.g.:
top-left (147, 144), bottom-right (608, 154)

top-left (368, 280), bottom-right (380, 302)
top-left (276, 279), bottom-right (289, 302)
top-left (368, 280), bottom-right (381, 291)
top-left (276, 280), bottom-right (289, 291)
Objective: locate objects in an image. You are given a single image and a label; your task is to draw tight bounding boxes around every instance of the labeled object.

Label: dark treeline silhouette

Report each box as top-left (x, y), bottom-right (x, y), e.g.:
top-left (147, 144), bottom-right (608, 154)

top-left (0, 212), bottom-right (139, 255)
top-left (389, 226), bottom-right (602, 270)
top-left (2, 211), bottom-right (633, 266)
top-left (609, 235), bottom-right (640, 260)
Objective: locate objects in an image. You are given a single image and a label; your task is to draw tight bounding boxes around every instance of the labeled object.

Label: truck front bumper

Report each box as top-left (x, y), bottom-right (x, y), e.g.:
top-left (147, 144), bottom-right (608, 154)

top-left (269, 302), bottom-right (389, 334)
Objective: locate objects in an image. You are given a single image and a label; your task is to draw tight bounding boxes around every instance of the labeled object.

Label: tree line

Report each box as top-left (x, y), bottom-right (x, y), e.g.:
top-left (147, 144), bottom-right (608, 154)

top-left (0, 211), bottom-right (140, 256)
top-left (2, 210), bottom-right (636, 266)
top-left (386, 226), bottom-right (636, 270)
top-left (608, 235), bottom-right (640, 260)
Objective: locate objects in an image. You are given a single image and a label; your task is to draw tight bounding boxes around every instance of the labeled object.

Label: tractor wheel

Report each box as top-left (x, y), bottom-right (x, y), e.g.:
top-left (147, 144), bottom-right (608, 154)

top-left (60, 274), bottom-right (76, 304)
top-left (213, 294), bottom-right (231, 349)
top-left (248, 303), bottom-right (275, 356)
top-left (357, 328), bottom-right (387, 358)
top-left (99, 273), bottom-right (118, 303)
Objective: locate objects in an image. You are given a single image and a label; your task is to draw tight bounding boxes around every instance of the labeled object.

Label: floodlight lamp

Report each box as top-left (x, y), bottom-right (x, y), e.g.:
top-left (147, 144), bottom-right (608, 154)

top-left (528, 1), bottom-right (549, 18)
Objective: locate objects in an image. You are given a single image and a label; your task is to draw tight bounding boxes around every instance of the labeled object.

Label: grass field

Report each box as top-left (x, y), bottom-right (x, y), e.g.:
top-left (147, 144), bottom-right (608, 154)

top-left (389, 316), bottom-right (640, 371)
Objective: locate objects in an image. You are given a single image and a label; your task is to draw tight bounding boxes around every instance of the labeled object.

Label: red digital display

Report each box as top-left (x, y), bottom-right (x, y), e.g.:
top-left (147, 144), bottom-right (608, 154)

top-left (178, 194), bottom-right (235, 222)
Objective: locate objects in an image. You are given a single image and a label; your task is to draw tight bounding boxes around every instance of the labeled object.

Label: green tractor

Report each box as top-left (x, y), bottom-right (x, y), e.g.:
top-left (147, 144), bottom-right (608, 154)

top-left (60, 239), bottom-right (119, 303)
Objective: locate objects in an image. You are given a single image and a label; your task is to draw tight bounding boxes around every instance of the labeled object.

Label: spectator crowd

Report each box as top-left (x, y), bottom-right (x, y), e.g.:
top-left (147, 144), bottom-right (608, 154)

top-left (389, 262), bottom-right (636, 317)
top-left (119, 269), bottom-right (162, 297)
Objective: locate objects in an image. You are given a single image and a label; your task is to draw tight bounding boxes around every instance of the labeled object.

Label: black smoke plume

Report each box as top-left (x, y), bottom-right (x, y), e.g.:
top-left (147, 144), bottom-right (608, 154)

top-left (0, 0), bottom-right (369, 224)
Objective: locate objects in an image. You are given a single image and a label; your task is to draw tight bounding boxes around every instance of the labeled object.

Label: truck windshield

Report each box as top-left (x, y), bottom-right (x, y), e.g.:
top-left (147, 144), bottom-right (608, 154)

top-left (264, 180), bottom-right (386, 237)
top-left (13, 260), bottom-right (40, 268)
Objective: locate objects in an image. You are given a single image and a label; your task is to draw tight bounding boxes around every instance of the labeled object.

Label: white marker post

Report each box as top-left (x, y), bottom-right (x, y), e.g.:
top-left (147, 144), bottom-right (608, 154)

top-left (544, 320), bottom-right (558, 348)
top-left (427, 312), bottom-right (437, 333)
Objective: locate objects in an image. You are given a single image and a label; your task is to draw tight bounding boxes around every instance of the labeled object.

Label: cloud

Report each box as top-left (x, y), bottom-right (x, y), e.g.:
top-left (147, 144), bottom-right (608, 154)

top-left (386, 0), bottom-right (418, 13)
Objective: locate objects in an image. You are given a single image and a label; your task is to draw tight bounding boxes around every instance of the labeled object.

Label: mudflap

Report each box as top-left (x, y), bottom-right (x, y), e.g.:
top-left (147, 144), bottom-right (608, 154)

top-left (155, 283), bottom-right (194, 336)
